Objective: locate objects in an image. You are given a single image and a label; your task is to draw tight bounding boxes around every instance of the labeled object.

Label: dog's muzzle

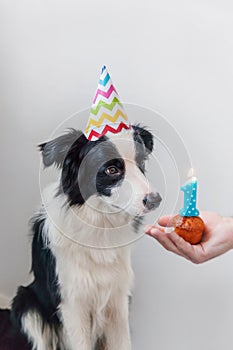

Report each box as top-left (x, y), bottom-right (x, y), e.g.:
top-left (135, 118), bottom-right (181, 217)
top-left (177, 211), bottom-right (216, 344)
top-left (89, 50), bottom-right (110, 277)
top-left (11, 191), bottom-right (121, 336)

top-left (143, 192), bottom-right (162, 211)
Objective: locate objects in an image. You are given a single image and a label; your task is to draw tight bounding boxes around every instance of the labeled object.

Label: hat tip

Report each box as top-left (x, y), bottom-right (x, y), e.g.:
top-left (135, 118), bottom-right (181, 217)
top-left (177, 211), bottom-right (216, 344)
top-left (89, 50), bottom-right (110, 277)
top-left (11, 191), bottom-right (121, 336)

top-left (101, 65), bottom-right (107, 73)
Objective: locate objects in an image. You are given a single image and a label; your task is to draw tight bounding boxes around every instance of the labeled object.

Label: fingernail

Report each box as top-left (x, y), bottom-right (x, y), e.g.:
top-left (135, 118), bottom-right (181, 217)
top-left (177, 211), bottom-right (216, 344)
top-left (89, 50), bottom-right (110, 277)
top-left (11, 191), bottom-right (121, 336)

top-left (165, 227), bottom-right (175, 233)
top-left (151, 228), bottom-right (160, 235)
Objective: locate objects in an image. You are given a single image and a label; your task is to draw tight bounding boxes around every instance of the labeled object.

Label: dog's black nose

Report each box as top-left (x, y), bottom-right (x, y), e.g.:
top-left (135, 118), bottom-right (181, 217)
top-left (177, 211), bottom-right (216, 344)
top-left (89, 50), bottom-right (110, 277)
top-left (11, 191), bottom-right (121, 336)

top-left (143, 192), bottom-right (162, 210)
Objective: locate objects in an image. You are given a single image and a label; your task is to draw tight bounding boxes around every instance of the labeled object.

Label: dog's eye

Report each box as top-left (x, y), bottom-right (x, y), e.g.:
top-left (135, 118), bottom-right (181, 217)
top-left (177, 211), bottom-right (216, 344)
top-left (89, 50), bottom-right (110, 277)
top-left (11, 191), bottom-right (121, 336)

top-left (105, 166), bottom-right (121, 176)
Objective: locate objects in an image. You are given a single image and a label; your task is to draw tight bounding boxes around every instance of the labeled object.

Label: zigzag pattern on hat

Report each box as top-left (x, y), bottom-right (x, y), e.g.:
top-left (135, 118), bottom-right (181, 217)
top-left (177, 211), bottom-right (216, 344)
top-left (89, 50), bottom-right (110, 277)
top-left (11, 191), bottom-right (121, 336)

top-left (85, 109), bottom-right (128, 134)
top-left (88, 121), bottom-right (130, 141)
top-left (90, 97), bottom-right (122, 116)
top-left (85, 66), bottom-right (131, 141)
top-left (93, 85), bottom-right (118, 104)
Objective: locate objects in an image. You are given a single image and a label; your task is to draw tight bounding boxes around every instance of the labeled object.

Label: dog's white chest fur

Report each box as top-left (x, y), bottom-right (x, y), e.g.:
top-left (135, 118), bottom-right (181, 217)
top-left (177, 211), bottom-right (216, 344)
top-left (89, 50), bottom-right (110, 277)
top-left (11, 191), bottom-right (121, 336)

top-left (55, 244), bottom-right (133, 340)
top-left (51, 243), bottom-right (133, 350)
top-left (44, 185), bottom-right (134, 348)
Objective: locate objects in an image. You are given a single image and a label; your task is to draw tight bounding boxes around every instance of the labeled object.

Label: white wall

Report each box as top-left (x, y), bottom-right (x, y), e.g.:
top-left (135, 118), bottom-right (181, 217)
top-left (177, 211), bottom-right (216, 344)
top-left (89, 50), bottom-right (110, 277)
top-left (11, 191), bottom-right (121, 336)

top-left (1, 0), bottom-right (233, 349)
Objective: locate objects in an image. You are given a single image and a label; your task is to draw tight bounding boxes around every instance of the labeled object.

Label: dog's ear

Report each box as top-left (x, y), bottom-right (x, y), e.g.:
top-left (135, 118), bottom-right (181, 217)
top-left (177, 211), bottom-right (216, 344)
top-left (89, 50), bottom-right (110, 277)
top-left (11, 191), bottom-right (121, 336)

top-left (39, 129), bottom-right (87, 168)
top-left (132, 124), bottom-right (154, 155)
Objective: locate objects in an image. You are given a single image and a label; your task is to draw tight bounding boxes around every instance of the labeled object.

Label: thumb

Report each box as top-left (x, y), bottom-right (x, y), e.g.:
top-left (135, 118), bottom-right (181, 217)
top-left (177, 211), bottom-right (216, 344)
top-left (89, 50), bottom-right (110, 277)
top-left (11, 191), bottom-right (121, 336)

top-left (158, 215), bottom-right (174, 227)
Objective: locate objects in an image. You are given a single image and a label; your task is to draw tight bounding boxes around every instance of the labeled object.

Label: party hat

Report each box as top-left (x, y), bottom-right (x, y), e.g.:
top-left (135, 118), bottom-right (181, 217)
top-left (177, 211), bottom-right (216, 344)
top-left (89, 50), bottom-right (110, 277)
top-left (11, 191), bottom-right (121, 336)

top-left (85, 66), bottom-right (131, 141)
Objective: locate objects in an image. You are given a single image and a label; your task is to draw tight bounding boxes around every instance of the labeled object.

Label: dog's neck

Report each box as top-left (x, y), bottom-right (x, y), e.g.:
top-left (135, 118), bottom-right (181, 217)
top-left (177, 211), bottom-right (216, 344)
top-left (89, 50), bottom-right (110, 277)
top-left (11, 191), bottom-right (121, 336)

top-left (41, 183), bottom-right (136, 261)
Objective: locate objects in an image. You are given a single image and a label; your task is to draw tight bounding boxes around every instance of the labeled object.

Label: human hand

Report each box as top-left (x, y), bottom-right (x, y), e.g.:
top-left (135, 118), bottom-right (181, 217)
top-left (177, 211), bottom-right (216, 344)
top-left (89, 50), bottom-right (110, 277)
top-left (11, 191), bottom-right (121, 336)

top-left (145, 212), bottom-right (233, 264)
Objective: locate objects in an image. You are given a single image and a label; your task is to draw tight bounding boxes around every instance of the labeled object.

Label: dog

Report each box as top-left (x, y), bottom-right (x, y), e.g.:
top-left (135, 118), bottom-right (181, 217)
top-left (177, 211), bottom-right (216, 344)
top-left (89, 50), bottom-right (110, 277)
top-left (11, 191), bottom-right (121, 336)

top-left (0, 125), bottom-right (161, 350)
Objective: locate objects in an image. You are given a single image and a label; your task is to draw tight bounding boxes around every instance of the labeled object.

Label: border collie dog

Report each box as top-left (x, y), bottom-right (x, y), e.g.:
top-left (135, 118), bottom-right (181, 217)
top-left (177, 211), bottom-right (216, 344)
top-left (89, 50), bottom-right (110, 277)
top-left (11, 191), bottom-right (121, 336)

top-left (0, 125), bottom-right (161, 350)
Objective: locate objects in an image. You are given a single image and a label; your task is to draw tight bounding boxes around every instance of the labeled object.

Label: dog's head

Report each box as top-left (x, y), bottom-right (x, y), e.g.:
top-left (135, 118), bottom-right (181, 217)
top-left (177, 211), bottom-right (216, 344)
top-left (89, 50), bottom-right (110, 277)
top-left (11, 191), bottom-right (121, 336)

top-left (39, 126), bottom-right (161, 217)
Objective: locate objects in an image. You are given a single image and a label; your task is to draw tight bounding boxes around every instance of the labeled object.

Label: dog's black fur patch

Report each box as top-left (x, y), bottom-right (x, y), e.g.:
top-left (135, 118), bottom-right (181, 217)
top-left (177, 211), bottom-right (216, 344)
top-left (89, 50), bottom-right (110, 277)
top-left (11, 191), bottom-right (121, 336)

top-left (40, 129), bottom-right (126, 206)
top-left (10, 215), bottom-right (61, 347)
top-left (132, 124), bottom-right (154, 174)
top-left (0, 309), bottom-right (31, 350)
top-left (0, 216), bottom-right (59, 349)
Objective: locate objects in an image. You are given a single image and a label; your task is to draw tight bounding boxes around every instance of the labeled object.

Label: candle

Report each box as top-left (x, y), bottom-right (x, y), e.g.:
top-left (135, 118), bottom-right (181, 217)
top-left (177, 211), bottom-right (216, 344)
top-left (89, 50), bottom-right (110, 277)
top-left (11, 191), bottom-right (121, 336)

top-left (179, 176), bottom-right (200, 217)
top-left (171, 171), bottom-right (204, 244)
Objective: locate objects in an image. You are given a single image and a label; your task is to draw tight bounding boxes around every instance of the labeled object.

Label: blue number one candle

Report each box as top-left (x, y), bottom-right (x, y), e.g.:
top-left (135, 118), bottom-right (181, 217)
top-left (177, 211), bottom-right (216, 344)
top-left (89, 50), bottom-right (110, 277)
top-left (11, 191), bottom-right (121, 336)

top-left (179, 177), bottom-right (200, 217)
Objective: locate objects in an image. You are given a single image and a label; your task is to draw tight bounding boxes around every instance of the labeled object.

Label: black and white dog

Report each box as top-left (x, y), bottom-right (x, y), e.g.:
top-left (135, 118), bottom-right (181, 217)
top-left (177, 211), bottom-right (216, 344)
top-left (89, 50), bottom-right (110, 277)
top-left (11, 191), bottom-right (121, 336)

top-left (0, 125), bottom-right (161, 350)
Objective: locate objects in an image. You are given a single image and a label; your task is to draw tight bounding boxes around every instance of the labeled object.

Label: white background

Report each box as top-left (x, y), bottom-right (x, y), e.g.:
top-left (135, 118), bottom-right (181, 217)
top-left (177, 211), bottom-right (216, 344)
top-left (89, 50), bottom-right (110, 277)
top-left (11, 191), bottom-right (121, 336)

top-left (1, 0), bottom-right (233, 349)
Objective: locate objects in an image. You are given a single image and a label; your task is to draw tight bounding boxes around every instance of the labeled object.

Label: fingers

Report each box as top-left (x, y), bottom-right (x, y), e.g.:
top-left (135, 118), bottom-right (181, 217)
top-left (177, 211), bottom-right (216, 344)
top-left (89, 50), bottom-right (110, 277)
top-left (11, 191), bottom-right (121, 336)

top-left (167, 232), bottom-right (206, 264)
top-left (145, 224), bottom-right (157, 233)
top-left (157, 215), bottom-right (174, 227)
top-left (145, 227), bottom-right (185, 258)
top-left (145, 225), bottom-right (207, 264)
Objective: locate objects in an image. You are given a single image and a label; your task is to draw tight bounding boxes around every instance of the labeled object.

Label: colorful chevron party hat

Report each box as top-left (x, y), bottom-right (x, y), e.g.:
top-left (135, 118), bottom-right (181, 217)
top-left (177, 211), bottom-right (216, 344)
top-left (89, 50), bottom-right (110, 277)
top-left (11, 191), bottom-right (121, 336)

top-left (85, 66), bottom-right (131, 141)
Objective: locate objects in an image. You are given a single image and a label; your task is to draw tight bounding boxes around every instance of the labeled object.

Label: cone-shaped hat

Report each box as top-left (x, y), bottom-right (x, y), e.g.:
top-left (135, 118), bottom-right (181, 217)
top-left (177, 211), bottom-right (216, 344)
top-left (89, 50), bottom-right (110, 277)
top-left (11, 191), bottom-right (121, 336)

top-left (85, 66), bottom-right (131, 141)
